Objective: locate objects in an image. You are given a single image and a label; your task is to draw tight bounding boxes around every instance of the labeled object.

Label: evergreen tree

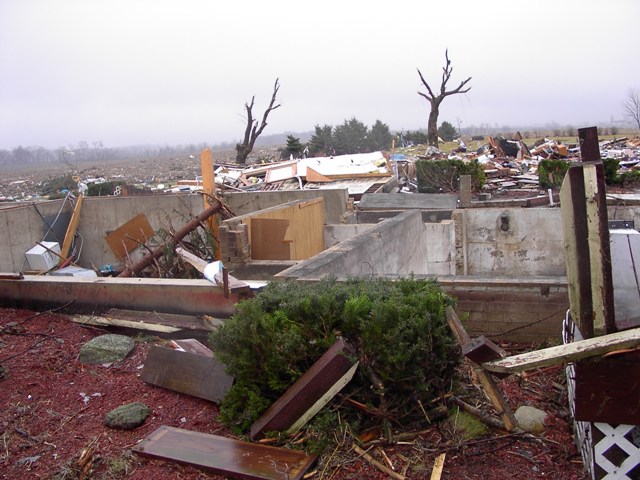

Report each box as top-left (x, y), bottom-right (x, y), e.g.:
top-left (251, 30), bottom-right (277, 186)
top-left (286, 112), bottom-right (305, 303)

top-left (283, 135), bottom-right (304, 158)
top-left (308, 124), bottom-right (334, 156)
top-left (438, 121), bottom-right (458, 142)
top-left (367, 120), bottom-right (393, 151)
top-left (333, 117), bottom-right (368, 155)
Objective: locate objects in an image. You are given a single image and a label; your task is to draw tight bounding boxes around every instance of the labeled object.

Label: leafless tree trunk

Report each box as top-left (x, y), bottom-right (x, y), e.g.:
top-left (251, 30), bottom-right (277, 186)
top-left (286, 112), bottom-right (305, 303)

top-left (623, 88), bottom-right (640, 131)
top-left (235, 78), bottom-right (281, 165)
top-left (417, 51), bottom-right (471, 147)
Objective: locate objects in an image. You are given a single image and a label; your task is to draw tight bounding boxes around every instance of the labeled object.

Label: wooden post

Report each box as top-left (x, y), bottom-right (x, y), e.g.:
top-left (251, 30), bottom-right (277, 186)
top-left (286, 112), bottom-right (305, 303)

top-left (200, 148), bottom-right (221, 260)
top-left (446, 307), bottom-right (518, 431)
top-left (58, 194), bottom-right (83, 267)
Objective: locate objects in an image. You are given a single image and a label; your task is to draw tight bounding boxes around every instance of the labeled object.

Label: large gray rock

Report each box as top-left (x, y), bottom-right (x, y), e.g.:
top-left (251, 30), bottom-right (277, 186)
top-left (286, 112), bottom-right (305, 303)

top-left (78, 334), bottom-right (135, 365)
top-left (104, 402), bottom-right (150, 430)
top-left (515, 405), bottom-right (548, 434)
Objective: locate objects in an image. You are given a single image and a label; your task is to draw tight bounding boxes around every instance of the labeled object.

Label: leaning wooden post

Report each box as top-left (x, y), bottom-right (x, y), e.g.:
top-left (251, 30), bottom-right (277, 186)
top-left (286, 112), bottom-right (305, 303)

top-left (446, 306), bottom-right (518, 431)
top-left (200, 148), bottom-right (221, 260)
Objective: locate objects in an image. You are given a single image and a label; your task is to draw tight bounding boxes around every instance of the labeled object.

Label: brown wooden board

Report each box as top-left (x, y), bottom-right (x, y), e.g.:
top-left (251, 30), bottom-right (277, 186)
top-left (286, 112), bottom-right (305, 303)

top-left (105, 213), bottom-right (154, 259)
top-left (250, 218), bottom-right (291, 260)
top-left (141, 345), bottom-right (233, 403)
top-left (133, 425), bottom-right (317, 480)
top-left (573, 350), bottom-right (640, 424)
top-left (250, 338), bottom-right (357, 439)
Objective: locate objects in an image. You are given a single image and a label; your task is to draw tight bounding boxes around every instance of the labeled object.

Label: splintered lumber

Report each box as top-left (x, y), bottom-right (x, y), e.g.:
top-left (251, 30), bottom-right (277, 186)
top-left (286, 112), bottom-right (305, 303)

top-left (353, 444), bottom-right (405, 480)
top-left (430, 453), bottom-right (446, 480)
top-left (118, 202), bottom-right (224, 278)
top-left (175, 246), bottom-right (208, 273)
top-left (133, 425), bottom-right (317, 480)
top-left (446, 307), bottom-right (518, 432)
top-left (71, 314), bottom-right (182, 335)
top-left (59, 194), bottom-right (83, 266)
top-left (482, 327), bottom-right (640, 375)
top-left (250, 338), bottom-right (358, 439)
top-left (141, 343), bottom-right (233, 403)
top-left (200, 148), bottom-right (221, 260)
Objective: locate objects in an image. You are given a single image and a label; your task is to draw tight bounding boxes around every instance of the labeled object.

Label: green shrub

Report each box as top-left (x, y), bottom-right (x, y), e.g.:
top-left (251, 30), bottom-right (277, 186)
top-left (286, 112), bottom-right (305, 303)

top-left (86, 180), bottom-right (126, 196)
top-left (415, 159), bottom-right (485, 193)
top-left (538, 159), bottom-right (571, 189)
top-left (210, 277), bottom-right (459, 435)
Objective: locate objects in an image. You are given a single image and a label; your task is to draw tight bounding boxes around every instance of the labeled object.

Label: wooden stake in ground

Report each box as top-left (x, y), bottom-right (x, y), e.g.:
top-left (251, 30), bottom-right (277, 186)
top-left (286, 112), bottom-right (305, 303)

top-left (446, 306), bottom-right (518, 431)
top-left (58, 194), bottom-right (83, 267)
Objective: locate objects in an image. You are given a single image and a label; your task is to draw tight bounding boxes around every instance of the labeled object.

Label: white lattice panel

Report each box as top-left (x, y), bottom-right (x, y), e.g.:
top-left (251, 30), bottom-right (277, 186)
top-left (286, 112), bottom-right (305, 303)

top-left (563, 312), bottom-right (640, 479)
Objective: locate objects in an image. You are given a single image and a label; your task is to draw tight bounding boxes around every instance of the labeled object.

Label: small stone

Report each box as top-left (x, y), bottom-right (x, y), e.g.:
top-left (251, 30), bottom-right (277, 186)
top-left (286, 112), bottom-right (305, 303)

top-left (78, 334), bottom-right (135, 365)
top-left (515, 405), bottom-right (547, 434)
top-left (104, 402), bottom-right (150, 430)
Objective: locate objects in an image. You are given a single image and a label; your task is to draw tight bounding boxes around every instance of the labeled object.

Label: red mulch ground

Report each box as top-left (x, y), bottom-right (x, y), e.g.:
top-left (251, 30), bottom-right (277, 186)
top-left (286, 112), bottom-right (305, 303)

top-left (0, 308), bottom-right (588, 479)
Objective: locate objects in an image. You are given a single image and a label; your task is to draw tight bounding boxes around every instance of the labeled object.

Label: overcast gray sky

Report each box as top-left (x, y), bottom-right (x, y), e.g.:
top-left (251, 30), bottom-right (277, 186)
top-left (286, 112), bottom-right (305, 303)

top-left (1, 0), bottom-right (638, 150)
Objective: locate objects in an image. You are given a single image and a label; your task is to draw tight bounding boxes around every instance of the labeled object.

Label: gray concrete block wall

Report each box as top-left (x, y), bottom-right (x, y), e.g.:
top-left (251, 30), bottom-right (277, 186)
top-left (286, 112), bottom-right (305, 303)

top-left (221, 189), bottom-right (348, 225)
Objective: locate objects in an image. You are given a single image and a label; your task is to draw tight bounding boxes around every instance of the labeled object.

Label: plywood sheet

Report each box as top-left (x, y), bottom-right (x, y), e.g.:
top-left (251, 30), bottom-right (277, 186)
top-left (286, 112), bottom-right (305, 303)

top-left (246, 198), bottom-right (324, 261)
top-left (133, 425), bottom-right (317, 480)
top-left (105, 213), bottom-right (154, 259)
top-left (250, 218), bottom-right (291, 260)
top-left (141, 345), bottom-right (233, 403)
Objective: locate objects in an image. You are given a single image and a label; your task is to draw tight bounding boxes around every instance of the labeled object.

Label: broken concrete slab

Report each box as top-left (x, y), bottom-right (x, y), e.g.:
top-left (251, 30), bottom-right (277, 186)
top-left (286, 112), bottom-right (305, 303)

top-left (358, 192), bottom-right (458, 210)
top-left (78, 334), bottom-right (135, 364)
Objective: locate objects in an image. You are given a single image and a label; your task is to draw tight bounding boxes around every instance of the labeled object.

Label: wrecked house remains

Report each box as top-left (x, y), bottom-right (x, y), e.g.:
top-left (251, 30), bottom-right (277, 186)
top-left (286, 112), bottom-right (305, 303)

top-left (2, 129), bottom-right (640, 478)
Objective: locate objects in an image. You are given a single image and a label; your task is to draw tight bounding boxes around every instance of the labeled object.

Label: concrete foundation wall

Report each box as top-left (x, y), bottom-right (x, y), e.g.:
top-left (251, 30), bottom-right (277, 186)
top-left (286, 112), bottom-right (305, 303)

top-left (0, 194), bottom-right (202, 272)
top-left (324, 224), bottom-right (374, 249)
top-left (278, 210), bottom-right (454, 279)
top-left (453, 208), bottom-right (566, 277)
top-left (221, 189), bottom-right (349, 224)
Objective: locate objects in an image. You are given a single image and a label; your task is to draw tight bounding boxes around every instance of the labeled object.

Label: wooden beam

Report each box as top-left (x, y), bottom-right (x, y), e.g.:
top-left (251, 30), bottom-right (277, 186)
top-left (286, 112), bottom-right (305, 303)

top-left (446, 307), bottom-right (518, 431)
top-left (201, 148), bottom-right (221, 260)
top-left (176, 246), bottom-right (208, 273)
top-left (58, 194), bottom-right (83, 266)
top-left (250, 338), bottom-right (357, 439)
top-left (482, 327), bottom-right (640, 374)
top-left (133, 425), bottom-right (317, 480)
top-left (71, 314), bottom-right (182, 334)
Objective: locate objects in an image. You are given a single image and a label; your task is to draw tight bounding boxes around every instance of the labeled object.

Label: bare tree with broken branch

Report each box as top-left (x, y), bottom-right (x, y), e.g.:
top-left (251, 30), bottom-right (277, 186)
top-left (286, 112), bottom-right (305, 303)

top-left (417, 51), bottom-right (471, 147)
top-left (623, 87), bottom-right (640, 131)
top-left (235, 78), bottom-right (281, 165)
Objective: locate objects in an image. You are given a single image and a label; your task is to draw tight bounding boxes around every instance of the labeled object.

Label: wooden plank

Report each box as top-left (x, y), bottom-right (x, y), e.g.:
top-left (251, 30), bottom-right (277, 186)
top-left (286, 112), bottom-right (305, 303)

top-left (58, 194), bottom-right (83, 266)
top-left (200, 148), bottom-right (221, 260)
top-left (430, 453), bottom-right (446, 480)
top-left (461, 335), bottom-right (506, 364)
top-left (446, 307), bottom-right (517, 431)
top-left (250, 218), bottom-right (291, 260)
top-left (72, 314), bottom-right (182, 334)
top-left (133, 425), bottom-right (317, 480)
top-left (573, 351), bottom-right (640, 424)
top-left (105, 213), bottom-right (154, 260)
top-left (170, 338), bottom-right (214, 357)
top-left (483, 327), bottom-right (640, 374)
top-left (141, 344), bottom-right (233, 403)
top-left (560, 165), bottom-right (594, 338)
top-left (250, 338), bottom-right (357, 439)
top-left (175, 246), bottom-right (208, 273)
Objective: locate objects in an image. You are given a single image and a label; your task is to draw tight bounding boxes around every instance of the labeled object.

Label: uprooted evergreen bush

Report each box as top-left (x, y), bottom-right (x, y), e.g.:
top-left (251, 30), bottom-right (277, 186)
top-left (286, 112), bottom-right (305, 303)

top-left (415, 159), bottom-right (485, 193)
top-left (210, 276), bottom-right (460, 436)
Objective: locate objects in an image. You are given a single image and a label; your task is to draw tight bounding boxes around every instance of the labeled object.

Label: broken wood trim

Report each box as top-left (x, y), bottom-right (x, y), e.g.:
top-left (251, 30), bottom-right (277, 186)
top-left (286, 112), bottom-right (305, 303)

top-left (71, 314), bottom-right (182, 334)
top-left (175, 246), bottom-right (207, 273)
top-left (0, 273), bottom-right (23, 280)
top-left (353, 444), bottom-right (406, 480)
top-left (250, 338), bottom-right (357, 439)
top-left (446, 307), bottom-right (518, 431)
top-left (482, 327), bottom-right (640, 374)
top-left (430, 453), bottom-right (446, 480)
top-left (133, 425), bottom-right (317, 480)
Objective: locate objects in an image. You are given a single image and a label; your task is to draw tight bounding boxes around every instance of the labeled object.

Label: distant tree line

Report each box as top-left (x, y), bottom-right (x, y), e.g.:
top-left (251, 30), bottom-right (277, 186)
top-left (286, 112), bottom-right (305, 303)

top-left (302, 118), bottom-right (394, 157)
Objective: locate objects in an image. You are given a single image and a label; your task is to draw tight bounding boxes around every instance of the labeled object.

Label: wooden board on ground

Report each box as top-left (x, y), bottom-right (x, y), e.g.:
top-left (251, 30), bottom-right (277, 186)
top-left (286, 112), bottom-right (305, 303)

top-left (133, 425), bottom-right (317, 480)
top-left (141, 344), bottom-right (233, 403)
top-left (106, 213), bottom-right (154, 259)
top-left (250, 338), bottom-right (358, 439)
top-left (483, 327), bottom-right (640, 374)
